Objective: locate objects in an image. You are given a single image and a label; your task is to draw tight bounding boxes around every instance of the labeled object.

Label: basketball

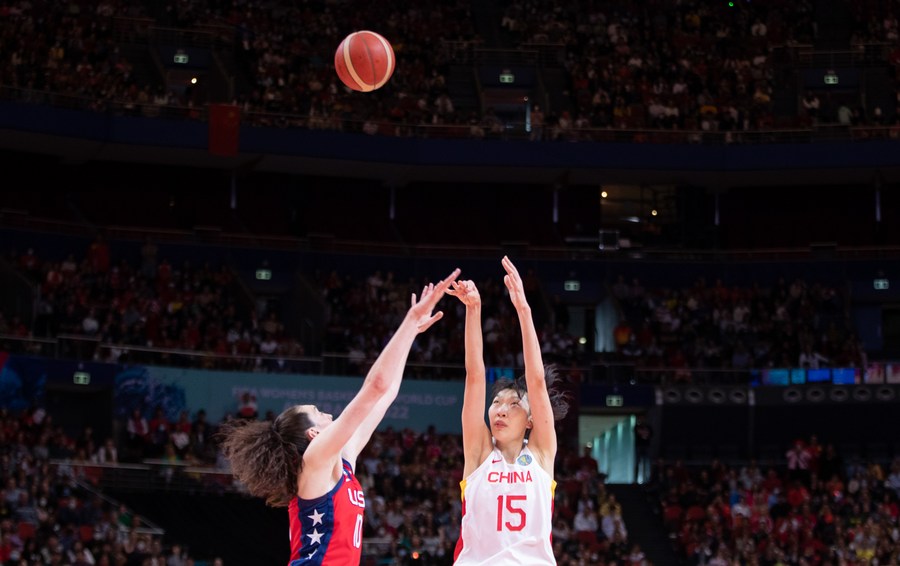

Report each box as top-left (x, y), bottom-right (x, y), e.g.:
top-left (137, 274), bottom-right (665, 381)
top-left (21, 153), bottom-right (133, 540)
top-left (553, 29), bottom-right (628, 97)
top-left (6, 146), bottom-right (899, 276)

top-left (334, 30), bottom-right (396, 92)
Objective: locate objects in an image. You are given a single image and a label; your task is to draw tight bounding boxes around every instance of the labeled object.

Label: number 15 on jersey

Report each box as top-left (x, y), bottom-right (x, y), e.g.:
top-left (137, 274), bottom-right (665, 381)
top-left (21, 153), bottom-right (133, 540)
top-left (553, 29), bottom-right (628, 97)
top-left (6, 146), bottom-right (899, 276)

top-left (497, 495), bottom-right (526, 531)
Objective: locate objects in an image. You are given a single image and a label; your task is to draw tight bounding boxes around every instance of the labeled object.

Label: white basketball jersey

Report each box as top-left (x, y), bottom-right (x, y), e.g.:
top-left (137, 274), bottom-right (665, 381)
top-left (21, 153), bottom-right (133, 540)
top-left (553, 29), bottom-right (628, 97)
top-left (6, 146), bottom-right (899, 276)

top-left (454, 445), bottom-right (556, 565)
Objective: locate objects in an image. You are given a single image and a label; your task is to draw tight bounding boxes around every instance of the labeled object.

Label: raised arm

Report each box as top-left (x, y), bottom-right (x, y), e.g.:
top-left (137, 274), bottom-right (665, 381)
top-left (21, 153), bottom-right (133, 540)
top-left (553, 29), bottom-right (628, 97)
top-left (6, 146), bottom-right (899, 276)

top-left (305, 268), bottom-right (460, 472)
top-left (447, 279), bottom-right (493, 478)
top-left (502, 256), bottom-right (557, 470)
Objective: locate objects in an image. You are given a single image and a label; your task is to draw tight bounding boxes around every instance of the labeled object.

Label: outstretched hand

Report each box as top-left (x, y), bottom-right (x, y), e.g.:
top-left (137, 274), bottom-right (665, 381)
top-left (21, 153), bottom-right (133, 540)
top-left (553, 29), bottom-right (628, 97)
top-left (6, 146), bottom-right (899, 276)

top-left (501, 255), bottom-right (529, 310)
top-left (447, 279), bottom-right (481, 308)
top-left (408, 267), bottom-right (461, 333)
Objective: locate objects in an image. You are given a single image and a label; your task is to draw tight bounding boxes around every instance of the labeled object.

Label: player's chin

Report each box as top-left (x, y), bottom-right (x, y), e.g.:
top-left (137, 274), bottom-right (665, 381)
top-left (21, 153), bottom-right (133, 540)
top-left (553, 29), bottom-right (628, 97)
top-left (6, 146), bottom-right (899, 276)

top-left (491, 424), bottom-right (516, 439)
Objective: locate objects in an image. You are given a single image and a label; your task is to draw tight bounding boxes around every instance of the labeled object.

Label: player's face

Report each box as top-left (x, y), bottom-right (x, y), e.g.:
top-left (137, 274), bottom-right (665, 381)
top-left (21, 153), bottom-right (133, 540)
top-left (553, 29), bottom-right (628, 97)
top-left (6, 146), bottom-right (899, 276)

top-left (297, 404), bottom-right (333, 429)
top-left (488, 389), bottom-right (531, 440)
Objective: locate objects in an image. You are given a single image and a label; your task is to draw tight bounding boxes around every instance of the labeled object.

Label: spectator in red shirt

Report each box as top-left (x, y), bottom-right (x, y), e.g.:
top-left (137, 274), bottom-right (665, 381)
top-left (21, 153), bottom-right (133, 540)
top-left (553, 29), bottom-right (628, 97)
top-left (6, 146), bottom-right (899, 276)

top-left (236, 391), bottom-right (258, 420)
top-left (156, 258), bottom-right (172, 288)
top-left (786, 481), bottom-right (810, 509)
top-left (148, 406), bottom-right (171, 457)
top-left (87, 234), bottom-right (110, 273)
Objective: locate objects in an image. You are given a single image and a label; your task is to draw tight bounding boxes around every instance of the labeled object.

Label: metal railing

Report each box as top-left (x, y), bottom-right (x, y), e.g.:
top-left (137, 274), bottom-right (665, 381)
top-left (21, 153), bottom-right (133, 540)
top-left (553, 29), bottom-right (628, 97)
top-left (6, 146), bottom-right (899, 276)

top-left (474, 48), bottom-right (542, 66)
top-left (772, 42), bottom-right (894, 68)
top-left (4, 331), bottom-right (889, 388)
top-left (12, 202), bottom-right (900, 264)
top-left (0, 333), bottom-right (57, 357)
top-left (3, 85), bottom-right (899, 146)
top-left (63, 458), bottom-right (237, 495)
top-left (50, 459), bottom-right (168, 534)
top-left (97, 342), bottom-right (324, 374)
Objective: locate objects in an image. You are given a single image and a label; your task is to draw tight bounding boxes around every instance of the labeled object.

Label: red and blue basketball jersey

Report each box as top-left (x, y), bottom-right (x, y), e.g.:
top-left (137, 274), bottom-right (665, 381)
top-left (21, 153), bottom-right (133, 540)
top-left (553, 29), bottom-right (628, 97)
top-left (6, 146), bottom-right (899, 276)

top-left (288, 459), bottom-right (366, 566)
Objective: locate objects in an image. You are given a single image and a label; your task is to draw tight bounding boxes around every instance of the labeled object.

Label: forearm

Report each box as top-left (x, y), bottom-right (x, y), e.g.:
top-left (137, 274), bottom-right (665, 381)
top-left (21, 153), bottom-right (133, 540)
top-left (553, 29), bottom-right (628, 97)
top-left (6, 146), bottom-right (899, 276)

top-left (516, 305), bottom-right (544, 376)
top-left (461, 304), bottom-right (489, 465)
top-left (363, 317), bottom-right (419, 395)
top-left (340, 318), bottom-right (419, 460)
top-left (464, 304), bottom-right (485, 375)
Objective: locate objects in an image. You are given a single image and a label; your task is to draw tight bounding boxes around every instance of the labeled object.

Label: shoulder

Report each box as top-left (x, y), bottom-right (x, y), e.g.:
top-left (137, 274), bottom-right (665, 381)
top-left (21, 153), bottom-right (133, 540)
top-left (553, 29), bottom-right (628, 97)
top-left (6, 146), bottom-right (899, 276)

top-left (341, 458), bottom-right (357, 476)
top-left (522, 438), bottom-right (556, 468)
top-left (466, 448), bottom-right (497, 472)
top-left (521, 445), bottom-right (552, 472)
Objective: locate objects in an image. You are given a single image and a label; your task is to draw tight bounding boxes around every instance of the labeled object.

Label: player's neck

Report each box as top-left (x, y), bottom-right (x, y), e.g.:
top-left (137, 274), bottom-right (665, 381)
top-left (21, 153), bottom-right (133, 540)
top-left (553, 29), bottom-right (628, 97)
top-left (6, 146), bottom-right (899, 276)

top-left (494, 438), bottom-right (527, 461)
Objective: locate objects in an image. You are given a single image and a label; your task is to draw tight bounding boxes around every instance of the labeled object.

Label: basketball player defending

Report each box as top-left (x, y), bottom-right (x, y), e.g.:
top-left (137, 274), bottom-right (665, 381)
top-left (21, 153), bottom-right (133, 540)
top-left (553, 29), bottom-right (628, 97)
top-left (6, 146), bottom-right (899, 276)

top-left (220, 268), bottom-right (459, 565)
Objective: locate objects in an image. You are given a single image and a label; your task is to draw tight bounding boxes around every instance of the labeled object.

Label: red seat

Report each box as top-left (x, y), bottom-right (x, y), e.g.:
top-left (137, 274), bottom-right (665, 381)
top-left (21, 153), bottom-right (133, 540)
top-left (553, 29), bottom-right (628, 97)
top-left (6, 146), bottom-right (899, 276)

top-left (664, 504), bottom-right (683, 523)
top-left (82, 465), bottom-right (103, 486)
top-left (686, 505), bottom-right (706, 522)
top-left (575, 530), bottom-right (603, 553)
top-left (563, 479), bottom-right (581, 498)
top-left (79, 525), bottom-right (94, 542)
top-left (18, 521), bottom-right (36, 540)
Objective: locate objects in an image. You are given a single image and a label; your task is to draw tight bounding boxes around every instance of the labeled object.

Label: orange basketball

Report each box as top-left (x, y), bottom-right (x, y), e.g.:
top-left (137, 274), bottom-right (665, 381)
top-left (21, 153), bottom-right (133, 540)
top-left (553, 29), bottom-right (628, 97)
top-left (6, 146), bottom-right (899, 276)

top-left (334, 30), bottom-right (396, 92)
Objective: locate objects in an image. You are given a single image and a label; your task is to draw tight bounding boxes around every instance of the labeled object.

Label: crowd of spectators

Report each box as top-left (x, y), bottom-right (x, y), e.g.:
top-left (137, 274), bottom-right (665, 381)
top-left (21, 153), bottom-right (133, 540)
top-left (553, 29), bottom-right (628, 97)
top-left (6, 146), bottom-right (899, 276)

top-left (317, 265), bottom-right (582, 376)
top-left (651, 435), bottom-right (900, 565)
top-left (0, 400), bottom-right (625, 565)
top-left (290, 263), bottom-right (871, 385)
top-left (5, 327), bottom-right (898, 565)
top-left (2, 233), bottom-right (876, 386)
top-left (0, 405), bottom-right (212, 565)
top-left (607, 274), bottom-right (866, 384)
top-left (3, 237), bottom-right (306, 373)
top-left (2, 0), bottom-right (900, 140)
top-left (2, 236), bottom-right (589, 377)
top-left (13, 387), bottom-right (900, 565)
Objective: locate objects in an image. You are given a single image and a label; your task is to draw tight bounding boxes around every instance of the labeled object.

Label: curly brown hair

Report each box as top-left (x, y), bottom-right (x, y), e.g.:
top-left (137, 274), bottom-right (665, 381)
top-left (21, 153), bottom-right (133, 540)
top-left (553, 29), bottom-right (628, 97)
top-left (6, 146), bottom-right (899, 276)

top-left (218, 406), bottom-right (315, 507)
